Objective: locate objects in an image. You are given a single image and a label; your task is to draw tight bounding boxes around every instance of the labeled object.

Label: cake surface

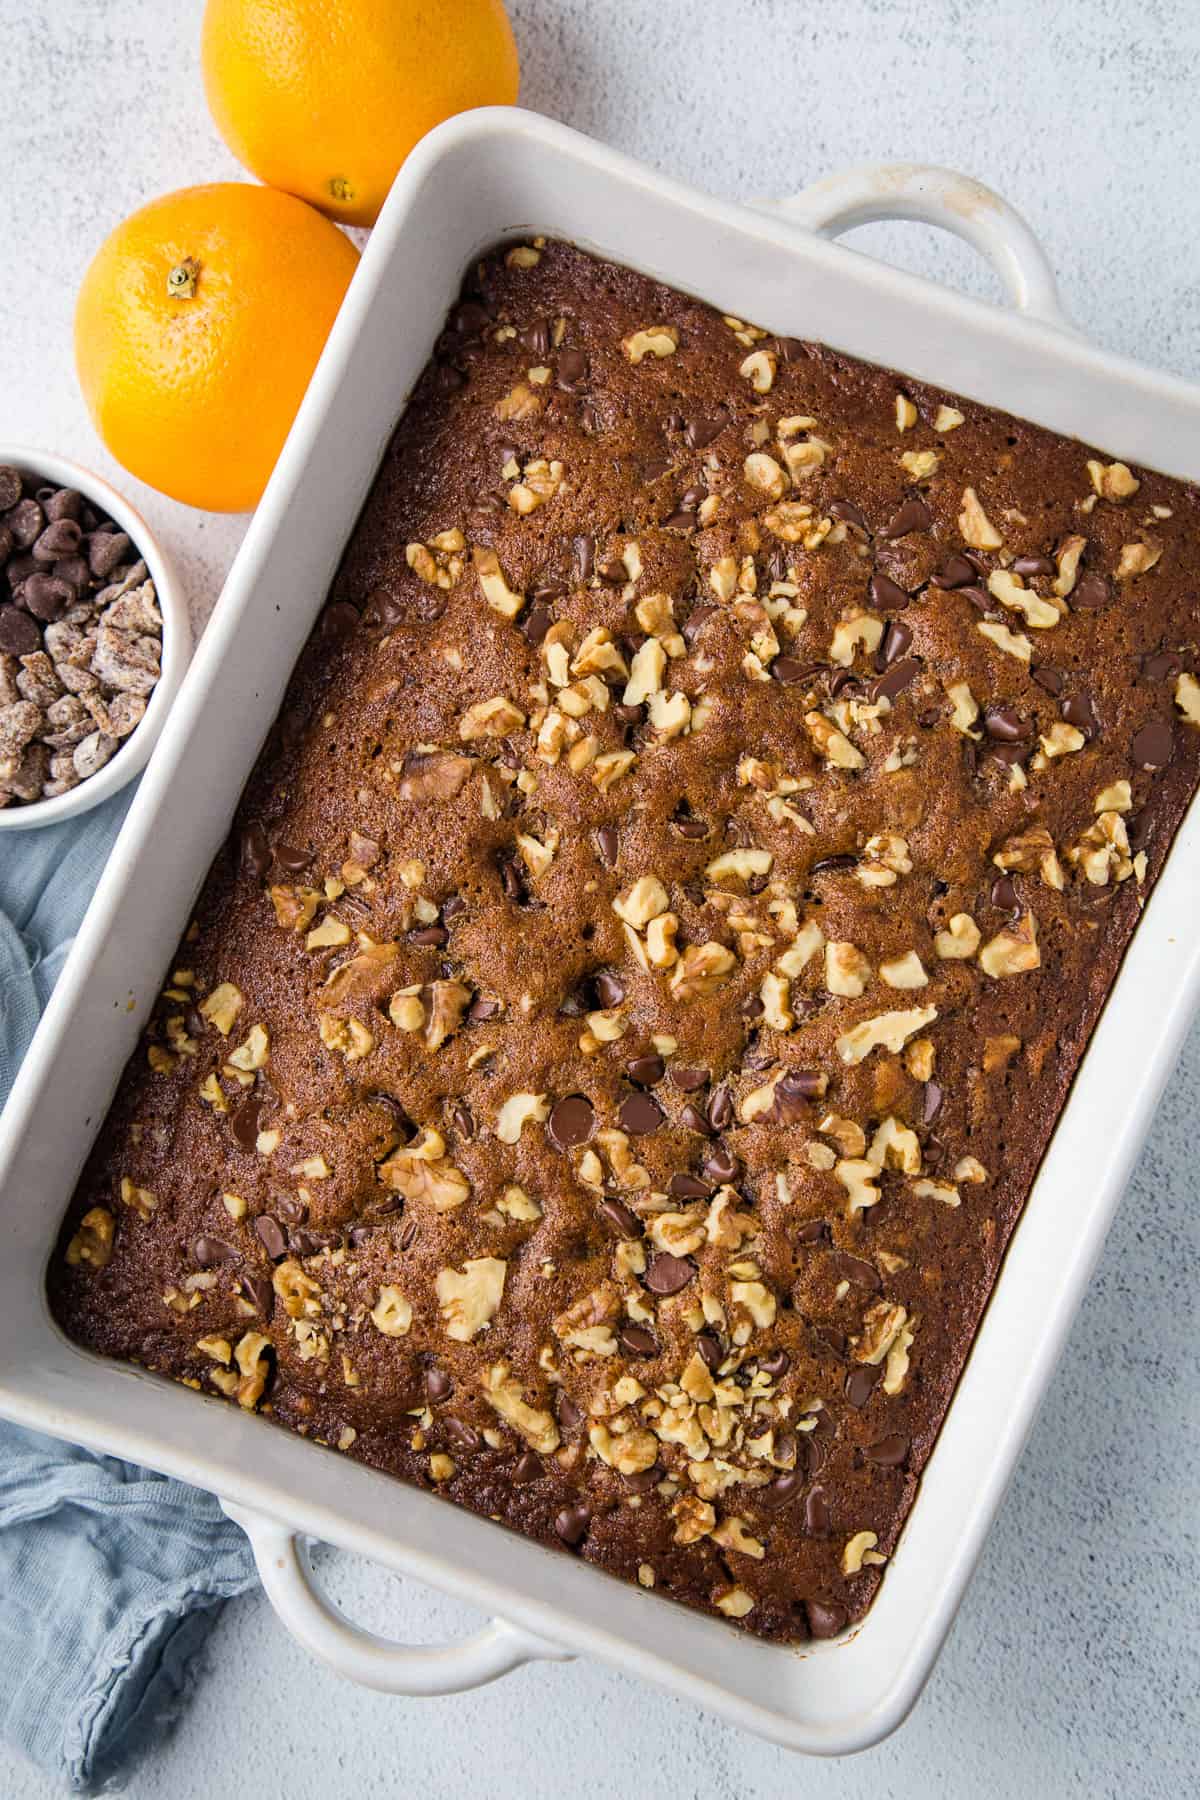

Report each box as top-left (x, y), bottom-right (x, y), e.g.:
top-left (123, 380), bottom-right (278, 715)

top-left (49, 239), bottom-right (1200, 1643)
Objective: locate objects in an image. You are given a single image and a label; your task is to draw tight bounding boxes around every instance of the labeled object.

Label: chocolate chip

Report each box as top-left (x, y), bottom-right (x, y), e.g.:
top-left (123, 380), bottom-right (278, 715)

top-left (683, 603), bottom-right (716, 646)
top-left (760, 1471), bottom-right (804, 1512)
top-left (625, 1054), bottom-right (665, 1087)
top-left (922, 1080), bottom-right (943, 1124)
top-left (0, 468), bottom-right (21, 512)
top-left (468, 996), bottom-right (501, 1023)
top-left (33, 518), bottom-right (82, 563)
top-left (809, 853), bottom-right (857, 875)
top-left (684, 410), bottom-right (728, 449)
top-left (957, 583), bottom-right (992, 613)
top-left (593, 968), bottom-right (625, 1008)
top-left (881, 496), bottom-right (932, 539)
top-left (192, 1234), bottom-right (238, 1267)
top-left (679, 1103), bottom-right (713, 1138)
top-left (868, 571), bottom-right (910, 610)
top-left (828, 498), bottom-right (869, 531)
top-left (769, 655), bottom-right (810, 685)
top-left (670, 1066), bottom-right (708, 1092)
top-left (845, 1364), bottom-right (883, 1408)
top-left (448, 1099), bottom-right (474, 1140)
top-left (669, 1172), bottom-right (711, 1200)
top-left (757, 1348), bottom-right (790, 1379)
top-left (547, 1094), bottom-right (594, 1151)
top-left (618, 1323), bottom-right (658, 1358)
top-left (983, 704), bottom-right (1026, 742)
top-left (425, 1366), bottom-right (452, 1402)
top-left (598, 1197), bottom-right (642, 1240)
top-left (253, 1215), bottom-right (286, 1259)
top-left (596, 825), bottom-right (619, 867)
top-left (273, 841), bottom-right (313, 873)
top-left (872, 657), bottom-right (920, 702)
top-left (708, 1085), bottom-right (733, 1130)
top-left (773, 1071), bottom-right (821, 1122)
top-left (22, 572), bottom-right (73, 621)
top-left (510, 1452), bottom-right (542, 1484)
top-left (793, 1218), bottom-right (830, 1245)
top-left (672, 814), bottom-right (709, 839)
top-left (1061, 692), bottom-right (1098, 737)
top-left (230, 1095), bottom-right (266, 1148)
top-left (273, 1190), bottom-right (305, 1224)
top-left (829, 1250), bottom-right (881, 1291)
top-left (554, 1504), bottom-right (591, 1547)
top-left (571, 535), bottom-right (594, 584)
top-left (619, 1092), bottom-right (665, 1135)
top-left (702, 1143), bottom-right (740, 1184)
top-left (1031, 665), bottom-right (1064, 695)
top-left (804, 1486), bottom-right (831, 1536)
top-left (409, 924), bottom-right (448, 947)
top-left (644, 1253), bottom-right (695, 1295)
top-left (364, 587), bottom-right (405, 628)
top-left (1141, 650), bottom-right (1181, 681)
top-left (877, 618), bottom-right (913, 668)
top-left (1132, 719), bottom-right (1174, 770)
top-left (0, 605), bottom-right (40, 654)
top-left (557, 347), bottom-right (588, 390)
top-left (556, 1391), bottom-right (583, 1433)
top-left (696, 1330), bottom-right (723, 1372)
top-left (863, 1433), bottom-right (910, 1467)
top-left (931, 553), bottom-right (979, 589)
top-left (1011, 554), bottom-right (1054, 578)
top-left (621, 1464), bottom-right (664, 1494)
top-left (1072, 572), bottom-right (1111, 610)
top-left (806, 1599), bottom-right (848, 1639)
top-left (990, 875), bottom-right (1018, 910)
top-left (239, 1274), bottom-right (273, 1314)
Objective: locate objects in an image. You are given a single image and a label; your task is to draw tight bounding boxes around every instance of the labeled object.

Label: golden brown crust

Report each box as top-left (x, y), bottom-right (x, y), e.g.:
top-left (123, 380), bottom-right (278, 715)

top-left (48, 239), bottom-right (1200, 1643)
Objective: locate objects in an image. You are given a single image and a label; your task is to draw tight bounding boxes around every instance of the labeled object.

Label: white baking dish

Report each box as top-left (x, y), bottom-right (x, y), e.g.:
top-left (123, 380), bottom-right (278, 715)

top-left (3, 110), bottom-right (1200, 1754)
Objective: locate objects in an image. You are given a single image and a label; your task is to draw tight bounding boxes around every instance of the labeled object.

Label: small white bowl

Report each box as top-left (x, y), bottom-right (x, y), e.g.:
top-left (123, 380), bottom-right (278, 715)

top-left (0, 446), bottom-right (191, 829)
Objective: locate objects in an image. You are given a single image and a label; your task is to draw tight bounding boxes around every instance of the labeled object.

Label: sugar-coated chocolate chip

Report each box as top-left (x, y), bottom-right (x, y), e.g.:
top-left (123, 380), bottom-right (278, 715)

top-left (547, 1094), bottom-right (594, 1151)
top-left (0, 605), bottom-right (40, 654)
top-left (5, 498), bottom-right (43, 548)
top-left (32, 518), bottom-right (82, 562)
top-left (1132, 719), bottom-right (1174, 769)
top-left (644, 1252), bottom-right (695, 1295)
top-left (618, 1092), bottom-right (665, 1135)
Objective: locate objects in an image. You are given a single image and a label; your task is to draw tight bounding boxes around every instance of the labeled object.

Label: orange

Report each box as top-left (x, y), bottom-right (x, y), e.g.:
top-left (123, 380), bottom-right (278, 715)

top-left (75, 182), bottom-right (359, 512)
top-left (201, 0), bottom-right (520, 229)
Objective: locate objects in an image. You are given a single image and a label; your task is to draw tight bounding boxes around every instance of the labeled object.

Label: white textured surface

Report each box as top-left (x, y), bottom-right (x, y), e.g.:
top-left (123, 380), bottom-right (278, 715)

top-left (2, 0), bottom-right (1198, 1793)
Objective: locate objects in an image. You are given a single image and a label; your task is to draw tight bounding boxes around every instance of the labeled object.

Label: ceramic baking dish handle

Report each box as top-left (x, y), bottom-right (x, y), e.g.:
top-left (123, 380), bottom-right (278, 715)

top-left (224, 1502), bottom-right (572, 1694)
top-left (768, 162), bottom-right (1072, 329)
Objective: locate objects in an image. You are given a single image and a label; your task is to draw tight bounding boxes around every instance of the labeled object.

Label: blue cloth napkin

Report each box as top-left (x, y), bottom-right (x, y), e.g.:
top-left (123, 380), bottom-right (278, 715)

top-left (0, 792), bottom-right (256, 1793)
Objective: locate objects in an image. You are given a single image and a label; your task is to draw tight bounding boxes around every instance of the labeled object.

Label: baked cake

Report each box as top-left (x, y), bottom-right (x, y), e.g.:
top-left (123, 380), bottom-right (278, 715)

top-left (48, 239), bottom-right (1200, 1643)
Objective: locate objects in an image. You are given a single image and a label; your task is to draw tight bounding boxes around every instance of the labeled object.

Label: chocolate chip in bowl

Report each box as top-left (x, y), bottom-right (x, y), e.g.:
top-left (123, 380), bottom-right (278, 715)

top-left (0, 449), bottom-right (190, 827)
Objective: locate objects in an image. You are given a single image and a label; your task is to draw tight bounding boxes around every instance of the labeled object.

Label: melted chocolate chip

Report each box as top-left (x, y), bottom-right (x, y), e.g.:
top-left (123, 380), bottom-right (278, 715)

top-left (253, 1215), bottom-right (286, 1260)
top-left (868, 571), bottom-right (910, 610)
top-left (683, 410), bottom-right (728, 449)
top-left (863, 1433), bottom-right (910, 1467)
top-left (1012, 554), bottom-right (1055, 578)
top-left (881, 496), bottom-right (932, 538)
top-left (760, 1471), bottom-right (804, 1512)
top-left (644, 1253), bottom-right (695, 1295)
top-left (597, 1197), bottom-right (642, 1240)
top-left (669, 1172), bottom-right (711, 1199)
top-left (273, 841), bottom-right (314, 874)
top-left (828, 498), bottom-right (869, 531)
top-left (931, 553), bottom-right (980, 589)
top-left (625, 1054), bottom-right (665, 1088)
top-left (769, 655), bottom-right (810, 686)
top-left (618, 1092), bottom-right (665, 1135)
top-left (696, 1331), bottom-right (724, 1372)
top-left (1031, 665), bottom-right (1064, 695)
top-left (806, 1599), bottom-right (848, 1639)
top-left (983, 704), bottom-right (1027, 742)
top-left (191, 1235), bottom-right (238, 1267)
top-left (1072, 572), bottom-right (1111, 610)
top-left (618, 1323), bottom-right (658, 1358)
top-left (1142, 650), bottom-right (1182, 681)
top-left (872, 657), bottom-right (920, 702)
top-left (230, 1096), bottom-right (267, 1150)
top-left (556, 347), bottom-right (588, 390)
top-left (845, 1364), bottom-right (883, 1408)
top-left (670, 1066), bottom-right (708, 1092)
top-left (547, 1094), bottom-right (595, 1151)
top-left (773, 1071), bottom-right (822, 1122)
top-left (1132, 719), bottom-right (1174, 769)
top-left (708, 1085), bottom-right (733, 1131)
top-left (804, 1486), bottom-right (831, 1536)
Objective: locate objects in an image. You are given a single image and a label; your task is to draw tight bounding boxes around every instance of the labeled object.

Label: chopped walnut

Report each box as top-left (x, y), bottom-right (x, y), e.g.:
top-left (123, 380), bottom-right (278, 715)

top-left (740, 349), bottom-right (776, 392)
top-left (472, 546), bottom-right (525, 618)
top-left (1087, 459), bottom-right (1140, 501)
top-left (480, 1362), bottom-right (559, 1451)
top-left (1176, 671), bottom-right (1200, 725)
top-left (669, 941), bottom-right (736, 1001)
top-left (934, 912), bottom-right (981, 959)
top-left (836, 1005), bottom-right (937, 1065)
top-left (65, 1205), bottom-right (115, 1270)
top-left (842, 1530), bottom-right (886, 1575)
top-left (804, 710), bottom-right (865, 771)
top-left (379, 1130), bottom-right (471, 1211)
top-left (959, 486), bottom-right (1003, 550)
top-left (934, 404), bottom-right (964, 432)
top-left (825, 940), bottom-right (871, 997)
top-left (437, 1258), bottom-right (507, 1342)
top-left (879, 951), bottom-right (928, 990)
top-left (623, 326), bottom-right (679, 363)
top-left (978, 911), bottom-right (1040, 978)
top-left (459, 695), bottom-right (525, 740)
top-left (987, 568), bottom-right (1060, 629)
top-left (370, 1286), bottom-right (413, 1337)
top-left (198, 981), bottom-right (244, 1037)
top-left (613, 876), bottom-right (669, 929)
